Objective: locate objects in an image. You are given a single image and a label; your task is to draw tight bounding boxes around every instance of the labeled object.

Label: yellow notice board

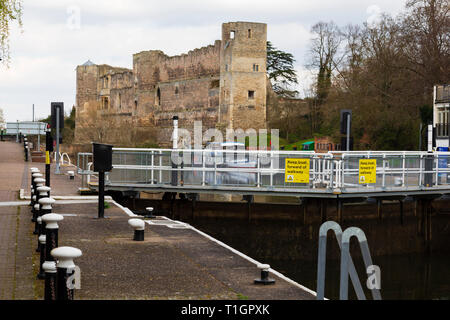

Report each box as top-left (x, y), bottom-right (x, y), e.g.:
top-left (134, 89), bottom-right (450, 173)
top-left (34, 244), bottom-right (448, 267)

top-left (285, 158), bottom-right (310, 183)
top-left (359, 159), bottom-right (377, 184)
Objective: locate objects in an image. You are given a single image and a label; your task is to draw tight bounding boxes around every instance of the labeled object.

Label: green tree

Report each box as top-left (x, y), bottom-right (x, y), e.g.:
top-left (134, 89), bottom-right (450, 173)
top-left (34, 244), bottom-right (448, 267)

top-left (267, 41), bottom-right (298, 97)
top-left (0, 0), bottom-right (23, 65)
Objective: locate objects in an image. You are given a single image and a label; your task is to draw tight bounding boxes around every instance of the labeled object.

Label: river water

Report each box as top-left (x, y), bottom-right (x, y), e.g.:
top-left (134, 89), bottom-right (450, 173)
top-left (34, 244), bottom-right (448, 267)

top-left (189, 218), bottom-right (450, 300)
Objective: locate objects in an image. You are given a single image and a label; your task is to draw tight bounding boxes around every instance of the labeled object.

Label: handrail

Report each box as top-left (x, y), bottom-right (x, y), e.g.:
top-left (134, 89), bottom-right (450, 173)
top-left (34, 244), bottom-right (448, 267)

top-left (77, 149), bottom-right (450, 192)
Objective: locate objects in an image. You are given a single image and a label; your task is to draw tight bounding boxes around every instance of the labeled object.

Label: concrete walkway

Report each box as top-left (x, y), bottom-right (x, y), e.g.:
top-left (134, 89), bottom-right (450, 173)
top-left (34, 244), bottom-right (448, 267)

top-left (0, 140), bottom-right (316, 300)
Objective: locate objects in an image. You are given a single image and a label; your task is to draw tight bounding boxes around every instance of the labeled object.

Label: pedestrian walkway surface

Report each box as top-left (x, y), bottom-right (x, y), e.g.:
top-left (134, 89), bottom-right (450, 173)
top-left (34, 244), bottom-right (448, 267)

top-left (0, 141), bottom-right (316, 300)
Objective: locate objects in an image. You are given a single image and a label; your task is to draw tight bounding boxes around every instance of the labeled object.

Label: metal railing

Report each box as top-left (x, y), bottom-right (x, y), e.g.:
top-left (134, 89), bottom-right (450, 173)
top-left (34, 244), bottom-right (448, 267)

top-left (76, 148), bottom-right (450, 194)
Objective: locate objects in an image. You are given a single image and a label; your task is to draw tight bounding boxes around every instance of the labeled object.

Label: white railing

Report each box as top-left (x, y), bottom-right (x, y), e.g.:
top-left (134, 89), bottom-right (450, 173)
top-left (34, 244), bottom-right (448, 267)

top-left (77, 148), bottom-right (450, 193)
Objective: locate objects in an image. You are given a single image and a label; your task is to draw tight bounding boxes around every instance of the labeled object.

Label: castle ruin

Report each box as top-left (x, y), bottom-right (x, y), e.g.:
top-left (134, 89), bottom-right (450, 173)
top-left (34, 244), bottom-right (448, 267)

top-left (74, 22), bottom-right (270, 147)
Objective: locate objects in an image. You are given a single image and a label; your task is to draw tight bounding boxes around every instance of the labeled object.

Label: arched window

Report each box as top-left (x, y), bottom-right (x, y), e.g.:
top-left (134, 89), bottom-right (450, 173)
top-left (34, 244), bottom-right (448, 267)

top-left (156, 87), bottom-right (161, 106)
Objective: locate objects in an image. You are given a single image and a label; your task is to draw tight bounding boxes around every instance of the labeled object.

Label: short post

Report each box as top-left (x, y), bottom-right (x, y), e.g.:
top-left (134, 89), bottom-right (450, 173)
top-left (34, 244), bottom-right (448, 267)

top-left (42, 212), bottom-right (63, 264)
top-left (51, 247), bottom-right (82, 300)
top-left (36, 217), bottom-right (43, 252)
top-left (145, 207), bottom-right (156, 219)
top-left (43, 261), bottom-right (57, 300)
top-left (32, 177), bottom-right (45, 223)
top-left (68, 170), bottom-right (75, 180)
top-left (128, 218), bottom-right (145, 241)
top-left (30, 168), bottom-right (40, 206)
top-left (24, 142), bottom-right (29, 162)
top-left (35, 187), bottom-right (51, 235)
top-left (37, 235), bottom-right (46, 279)
top-left (254, 264), bottom-right (275, 285)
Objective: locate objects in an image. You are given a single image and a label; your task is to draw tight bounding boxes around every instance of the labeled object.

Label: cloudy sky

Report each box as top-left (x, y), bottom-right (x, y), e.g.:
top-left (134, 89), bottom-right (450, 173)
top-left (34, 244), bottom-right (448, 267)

top-left (0, 0), bottom-right (408, 123)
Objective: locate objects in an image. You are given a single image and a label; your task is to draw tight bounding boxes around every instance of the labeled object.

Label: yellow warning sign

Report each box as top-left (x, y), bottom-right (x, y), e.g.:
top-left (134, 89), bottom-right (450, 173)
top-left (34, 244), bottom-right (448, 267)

top-left (359, 159), bottom-right (377, 184)
top-left (285, 158), bottom-right (310, 183)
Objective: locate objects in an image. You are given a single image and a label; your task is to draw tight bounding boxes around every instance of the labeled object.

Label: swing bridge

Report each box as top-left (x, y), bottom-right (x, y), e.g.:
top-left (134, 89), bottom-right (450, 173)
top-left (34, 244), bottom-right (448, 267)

top-left (77, 148), bottom-right (450, 201)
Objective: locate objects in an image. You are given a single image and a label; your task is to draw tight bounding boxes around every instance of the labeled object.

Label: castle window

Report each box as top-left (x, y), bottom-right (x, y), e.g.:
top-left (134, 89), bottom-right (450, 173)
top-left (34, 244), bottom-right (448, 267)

top-left (156, 87), bottom-right (161, 106)
top-left (248, 29), bottom-right (252, 38)
top-left (134, 99), bottom-right (138, 109)
top-left (253, 64), bottom-right (259, 72)
top-left (248, 90), bottom-right (255, 100)
top-left (175, 86), bottom-right (179, 94)
top-left (230, 31), bottom-right (235, 39)
top-left (119, 93), bottom-right (122, 109)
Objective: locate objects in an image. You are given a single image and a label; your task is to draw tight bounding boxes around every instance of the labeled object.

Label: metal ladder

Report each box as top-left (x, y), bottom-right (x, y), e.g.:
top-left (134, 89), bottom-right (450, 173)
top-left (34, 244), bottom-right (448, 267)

top-left (316, 221), bottom-right (382, 300)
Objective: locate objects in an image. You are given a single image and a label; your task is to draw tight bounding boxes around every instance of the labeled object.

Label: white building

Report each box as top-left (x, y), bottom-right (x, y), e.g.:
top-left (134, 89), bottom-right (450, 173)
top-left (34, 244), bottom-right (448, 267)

top-left (433, 84), bottom-right (450, 149)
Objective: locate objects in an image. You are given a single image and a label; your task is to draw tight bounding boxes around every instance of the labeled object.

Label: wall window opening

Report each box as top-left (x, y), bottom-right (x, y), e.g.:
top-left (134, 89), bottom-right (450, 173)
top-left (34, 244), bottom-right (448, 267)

top-left (253, 64), bottom-right (259, 72)
top-left (248, 90), bottom-right (255, 100)
top-left (156, 87), bottom-right (161, 106)
top-left (248, 29), bottom-right (252, 38)
top-left (230, 31), bottom-right (235, 39)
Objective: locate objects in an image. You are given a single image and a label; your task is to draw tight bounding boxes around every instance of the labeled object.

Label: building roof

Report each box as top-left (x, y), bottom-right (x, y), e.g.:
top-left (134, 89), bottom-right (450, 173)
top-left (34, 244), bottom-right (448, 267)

top-left (81, 60), bottom-right (95, 66)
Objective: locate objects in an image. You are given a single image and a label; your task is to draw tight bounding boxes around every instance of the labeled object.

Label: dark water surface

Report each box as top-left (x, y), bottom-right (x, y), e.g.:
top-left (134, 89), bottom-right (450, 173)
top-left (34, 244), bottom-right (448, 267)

top-left (189, 218), bottom-right (450, 300)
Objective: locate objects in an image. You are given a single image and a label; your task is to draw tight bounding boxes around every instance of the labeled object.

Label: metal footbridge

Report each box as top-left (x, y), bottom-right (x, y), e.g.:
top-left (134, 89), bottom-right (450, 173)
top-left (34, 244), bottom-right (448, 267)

top-left (77, 148), bottom-right (450, 200)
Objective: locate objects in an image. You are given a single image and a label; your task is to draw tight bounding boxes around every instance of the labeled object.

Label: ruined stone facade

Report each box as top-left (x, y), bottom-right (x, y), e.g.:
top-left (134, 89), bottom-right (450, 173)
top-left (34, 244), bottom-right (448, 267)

top-left (74, 21), bottom-right (268, 147)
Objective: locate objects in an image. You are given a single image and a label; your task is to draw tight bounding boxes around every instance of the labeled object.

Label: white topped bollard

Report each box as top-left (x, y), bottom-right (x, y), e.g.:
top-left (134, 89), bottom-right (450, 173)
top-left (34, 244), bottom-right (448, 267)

top-left (254, 264), bottom-right (275, 285)
top-left (37, 235), bottom-right (46, 279)
top-left (42, 261), bottom-right (57, 300)
top-left (30, 168), bottom-right (39, 206)
top-left (128, 218), bottom-right (145, 241)
top-left (67, 170), bottom-right (75, 180)
top-left (32, 177), bottom-right (45, 223)
top-left (34, 186), bottom-right (51, 235)
top-left (42, 212), bottom-right (63, 263)
top-left (31, 172), bottom-right (43, 209)
top-left (145, 207), bottom-right (156, 219)
top-left (51, 246), bottom-right (82, 300)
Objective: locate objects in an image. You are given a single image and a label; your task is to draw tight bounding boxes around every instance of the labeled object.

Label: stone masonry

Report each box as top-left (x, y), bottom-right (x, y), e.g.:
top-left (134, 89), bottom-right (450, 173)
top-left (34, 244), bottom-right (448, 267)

top-left (74, 21), bottom-right (268, 147)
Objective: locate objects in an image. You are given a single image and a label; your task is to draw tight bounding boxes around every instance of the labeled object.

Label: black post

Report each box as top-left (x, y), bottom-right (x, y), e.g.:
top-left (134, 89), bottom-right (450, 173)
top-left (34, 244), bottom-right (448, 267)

top-left (98, 171), bottom-right (105, 218)
top-left (51, 247), bottom-right (82, 300)
top-left (37, 235), bottom-right (46, 279)
top-left (43, 262), bottom-right (57, 300)
top-left (45, 128), bottom-right (52, 188)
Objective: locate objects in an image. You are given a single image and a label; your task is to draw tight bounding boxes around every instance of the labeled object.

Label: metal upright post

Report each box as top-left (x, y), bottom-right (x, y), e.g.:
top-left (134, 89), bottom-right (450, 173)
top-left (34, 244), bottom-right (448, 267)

top-left (98, 171), bottom-right (105, 218)
top-left (346, 115), bottom-right (351, 151)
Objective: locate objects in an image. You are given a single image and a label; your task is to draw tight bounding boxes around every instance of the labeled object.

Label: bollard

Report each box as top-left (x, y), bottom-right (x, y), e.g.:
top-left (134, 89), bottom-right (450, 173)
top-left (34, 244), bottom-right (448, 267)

top-left (37, 235), bottom-right (46, 279)
top-left (68, 171), bottom-right (75, 180)
top-left (35, 187), bottom-right (50, 234)
top-left (36, 217), bottom-right (43, 251)
top-left (30, 168), bottom-right (39, 206)
top-left (128, 218), bottom-right (145, 241)
top-left (254, 264), bottom-right (275, 285)
top-left (32, 177), bottom-right (45, 222)
top-left (24, 143), bottom-right (29, 162)
top-left (31, 172), bottom-right (43, 208)
top-left (145, 207), bottom-right (156, 219)
top-left (51, 247), bottom-right (82, 300)
top-left (42, 211), bottom-right (62, 263)
top-left (42, 261), bottom-right (57, 300)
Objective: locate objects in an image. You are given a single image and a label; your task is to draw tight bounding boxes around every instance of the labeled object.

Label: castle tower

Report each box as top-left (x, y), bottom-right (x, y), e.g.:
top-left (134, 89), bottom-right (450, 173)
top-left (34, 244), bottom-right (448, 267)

top-left (219, 22), bottom-right (267, 131)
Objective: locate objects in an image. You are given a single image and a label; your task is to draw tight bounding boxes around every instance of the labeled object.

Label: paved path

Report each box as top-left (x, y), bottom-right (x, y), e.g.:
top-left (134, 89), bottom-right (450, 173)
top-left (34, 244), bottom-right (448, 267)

top-left (0, 141), bottom-right (35, 299)
top-left (0, 140), bottom-right (316, 300)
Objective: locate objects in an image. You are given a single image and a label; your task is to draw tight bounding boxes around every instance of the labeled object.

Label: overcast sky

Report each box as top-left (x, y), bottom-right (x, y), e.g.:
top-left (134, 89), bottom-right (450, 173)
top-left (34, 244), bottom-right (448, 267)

top-left (0, 0), bottom-right (408, 123)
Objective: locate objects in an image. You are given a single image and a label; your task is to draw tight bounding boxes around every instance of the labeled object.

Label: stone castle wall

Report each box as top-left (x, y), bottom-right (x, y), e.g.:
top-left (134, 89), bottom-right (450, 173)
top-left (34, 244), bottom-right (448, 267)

top-left (75, 22), bottom-right (273, 147)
